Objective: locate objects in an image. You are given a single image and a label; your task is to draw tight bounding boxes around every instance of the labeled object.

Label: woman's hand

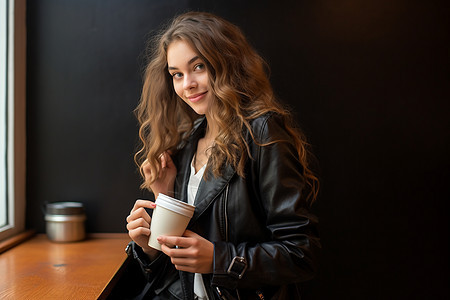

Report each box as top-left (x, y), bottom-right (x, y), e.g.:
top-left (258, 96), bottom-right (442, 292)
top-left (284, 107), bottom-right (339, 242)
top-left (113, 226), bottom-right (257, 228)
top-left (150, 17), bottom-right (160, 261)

top-left (157, 230), bottom-right (214, 274)
top-left (126, 199), bottom-right (160, 260)
top-left (143, 151), bottom-right (177, 198)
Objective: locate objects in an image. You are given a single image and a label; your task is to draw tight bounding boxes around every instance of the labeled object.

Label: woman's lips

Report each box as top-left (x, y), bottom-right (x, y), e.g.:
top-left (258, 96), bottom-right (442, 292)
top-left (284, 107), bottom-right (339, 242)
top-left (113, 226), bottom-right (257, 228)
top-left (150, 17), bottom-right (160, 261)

top-left (187, 91), bottom-right (207, 102)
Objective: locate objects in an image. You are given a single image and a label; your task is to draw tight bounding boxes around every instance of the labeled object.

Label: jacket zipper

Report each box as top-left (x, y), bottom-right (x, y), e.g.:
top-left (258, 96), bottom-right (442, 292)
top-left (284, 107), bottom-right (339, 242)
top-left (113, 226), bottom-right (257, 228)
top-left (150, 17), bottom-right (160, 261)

top-left (216, 185), bottom-right (263, 300)
top-left (216, 185), bottom-right (230, 300)
top-left (224, 184), bottom-right (229, 242)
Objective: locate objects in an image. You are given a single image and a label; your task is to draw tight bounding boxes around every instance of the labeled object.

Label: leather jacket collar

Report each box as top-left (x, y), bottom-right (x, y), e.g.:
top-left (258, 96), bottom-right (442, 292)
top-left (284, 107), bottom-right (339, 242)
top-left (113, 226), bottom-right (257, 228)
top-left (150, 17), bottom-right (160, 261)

top-left (174, 117), bottom-right (236, 225)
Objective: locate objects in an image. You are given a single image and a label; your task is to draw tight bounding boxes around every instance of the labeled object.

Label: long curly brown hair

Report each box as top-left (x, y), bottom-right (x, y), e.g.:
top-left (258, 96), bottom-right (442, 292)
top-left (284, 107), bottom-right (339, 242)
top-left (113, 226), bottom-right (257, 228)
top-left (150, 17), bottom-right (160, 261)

top-left (135, 12), bottom-right (319, 204)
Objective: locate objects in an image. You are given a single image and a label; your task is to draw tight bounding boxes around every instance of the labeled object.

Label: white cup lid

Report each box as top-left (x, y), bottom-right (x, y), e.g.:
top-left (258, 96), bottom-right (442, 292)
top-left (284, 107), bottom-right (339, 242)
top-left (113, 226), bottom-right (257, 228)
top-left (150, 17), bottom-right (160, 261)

top-left (155, 194), bottom-right (195, 218)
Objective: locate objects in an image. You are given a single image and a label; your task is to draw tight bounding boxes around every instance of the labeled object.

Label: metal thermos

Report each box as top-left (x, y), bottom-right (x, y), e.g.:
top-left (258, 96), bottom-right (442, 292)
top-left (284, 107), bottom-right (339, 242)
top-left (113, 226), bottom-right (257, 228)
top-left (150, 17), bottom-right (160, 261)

top-left (44, 202), bottom-right (86, 242)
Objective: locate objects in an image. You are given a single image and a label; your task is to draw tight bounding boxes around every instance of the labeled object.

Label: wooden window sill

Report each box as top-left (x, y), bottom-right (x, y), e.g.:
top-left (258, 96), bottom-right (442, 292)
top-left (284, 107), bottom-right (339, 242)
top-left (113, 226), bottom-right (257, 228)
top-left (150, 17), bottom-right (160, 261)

top-left (0, 233), bottom-right (131, 299)
top-left (0, 230), bottom-right (36, 254)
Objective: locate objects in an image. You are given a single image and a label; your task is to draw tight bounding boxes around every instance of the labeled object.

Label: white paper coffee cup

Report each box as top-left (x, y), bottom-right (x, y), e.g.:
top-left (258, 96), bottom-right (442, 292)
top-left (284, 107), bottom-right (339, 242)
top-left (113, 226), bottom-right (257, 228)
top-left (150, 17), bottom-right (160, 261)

top-left (148, 193), bottom-right (195, 250)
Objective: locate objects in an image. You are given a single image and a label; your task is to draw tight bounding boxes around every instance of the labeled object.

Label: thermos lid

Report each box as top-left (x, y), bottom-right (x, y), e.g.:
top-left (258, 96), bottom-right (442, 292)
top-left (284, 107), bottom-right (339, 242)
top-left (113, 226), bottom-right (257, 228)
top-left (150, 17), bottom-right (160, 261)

top-left (46, 202), bottom-right (85, 215)
top-left (155, 194), bottom-right (195, 218)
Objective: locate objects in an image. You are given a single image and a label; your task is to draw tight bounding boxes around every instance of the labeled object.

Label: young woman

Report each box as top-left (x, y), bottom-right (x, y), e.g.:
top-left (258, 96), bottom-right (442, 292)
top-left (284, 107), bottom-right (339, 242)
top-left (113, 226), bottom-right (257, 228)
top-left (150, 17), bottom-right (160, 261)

top-left (126, 11), bottom-right (320, 300)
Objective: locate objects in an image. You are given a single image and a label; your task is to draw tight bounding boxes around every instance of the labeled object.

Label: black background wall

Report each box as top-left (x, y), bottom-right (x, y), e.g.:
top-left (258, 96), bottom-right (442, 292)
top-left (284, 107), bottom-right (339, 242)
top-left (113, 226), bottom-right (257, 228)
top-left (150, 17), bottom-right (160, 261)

top-left (25, 0), bottom-right (449, 299)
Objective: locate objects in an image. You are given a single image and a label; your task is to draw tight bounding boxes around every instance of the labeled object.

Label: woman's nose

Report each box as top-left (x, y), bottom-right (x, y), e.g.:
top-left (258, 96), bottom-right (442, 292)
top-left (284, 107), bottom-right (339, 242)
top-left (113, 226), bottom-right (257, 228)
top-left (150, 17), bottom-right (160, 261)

top-left (183, 74), bottom-right (197, 90)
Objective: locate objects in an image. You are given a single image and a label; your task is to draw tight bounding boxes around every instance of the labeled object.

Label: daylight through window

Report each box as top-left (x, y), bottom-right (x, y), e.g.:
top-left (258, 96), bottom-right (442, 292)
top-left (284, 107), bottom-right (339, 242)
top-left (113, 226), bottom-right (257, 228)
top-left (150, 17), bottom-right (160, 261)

top-left (0, 0), bottom-right (9, 229)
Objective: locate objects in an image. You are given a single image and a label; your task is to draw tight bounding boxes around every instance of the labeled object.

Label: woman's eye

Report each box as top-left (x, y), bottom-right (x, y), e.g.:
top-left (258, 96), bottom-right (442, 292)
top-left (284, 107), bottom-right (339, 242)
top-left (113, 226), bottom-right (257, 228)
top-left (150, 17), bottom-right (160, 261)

top-left (172, 72), bottom-right (182, 79)
top-left (194, 63), bottom-right (205, 71)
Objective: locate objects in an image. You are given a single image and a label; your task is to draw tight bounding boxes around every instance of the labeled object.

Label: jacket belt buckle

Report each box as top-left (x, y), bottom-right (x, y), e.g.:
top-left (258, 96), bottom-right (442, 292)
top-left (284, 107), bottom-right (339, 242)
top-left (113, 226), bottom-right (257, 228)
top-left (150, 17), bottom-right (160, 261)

top-left (227, 256), bottom-right (247, 279)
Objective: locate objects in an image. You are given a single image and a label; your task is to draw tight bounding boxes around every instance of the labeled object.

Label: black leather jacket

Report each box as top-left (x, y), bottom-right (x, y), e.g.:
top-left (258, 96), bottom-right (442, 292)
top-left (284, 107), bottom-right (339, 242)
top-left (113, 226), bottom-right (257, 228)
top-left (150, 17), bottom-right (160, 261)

top-left (127, 113), bottom-right (320, 299)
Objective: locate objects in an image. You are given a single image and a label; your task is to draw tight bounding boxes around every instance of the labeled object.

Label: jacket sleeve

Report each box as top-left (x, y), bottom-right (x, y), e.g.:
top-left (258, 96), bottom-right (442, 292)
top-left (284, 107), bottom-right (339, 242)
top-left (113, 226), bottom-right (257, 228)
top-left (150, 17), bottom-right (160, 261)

top-left (125, 241), bottom-right (179, 294)
top-left (211, 114), bottom-right (320, 290)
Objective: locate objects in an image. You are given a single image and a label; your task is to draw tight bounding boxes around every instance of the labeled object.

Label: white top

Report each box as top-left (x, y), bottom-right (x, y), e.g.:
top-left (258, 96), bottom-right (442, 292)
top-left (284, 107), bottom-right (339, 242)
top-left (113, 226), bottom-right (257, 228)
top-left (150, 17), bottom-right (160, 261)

top-left (187, 156), bottom-right (209, 300)
top-left (187, 158), bottom-right (206, 206)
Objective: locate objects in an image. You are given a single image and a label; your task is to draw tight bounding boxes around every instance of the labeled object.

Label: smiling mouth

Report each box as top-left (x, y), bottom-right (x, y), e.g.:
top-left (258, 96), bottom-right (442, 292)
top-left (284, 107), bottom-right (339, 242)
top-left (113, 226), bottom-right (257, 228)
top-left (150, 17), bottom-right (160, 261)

top-left (187, 91), bottom-right (207, 102)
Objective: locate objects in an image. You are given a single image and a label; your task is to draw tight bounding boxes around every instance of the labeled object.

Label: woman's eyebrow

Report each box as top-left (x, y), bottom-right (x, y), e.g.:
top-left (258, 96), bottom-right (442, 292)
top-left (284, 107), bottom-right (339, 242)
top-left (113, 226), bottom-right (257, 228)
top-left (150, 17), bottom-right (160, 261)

top-left (168, 56), bottom-right (200, 70)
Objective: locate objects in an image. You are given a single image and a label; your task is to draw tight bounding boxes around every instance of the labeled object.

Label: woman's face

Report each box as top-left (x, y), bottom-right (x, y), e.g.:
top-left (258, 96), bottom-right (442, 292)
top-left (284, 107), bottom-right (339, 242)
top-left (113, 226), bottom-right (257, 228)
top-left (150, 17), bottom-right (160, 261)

top-left (167, 40), bottom-right (213, 116)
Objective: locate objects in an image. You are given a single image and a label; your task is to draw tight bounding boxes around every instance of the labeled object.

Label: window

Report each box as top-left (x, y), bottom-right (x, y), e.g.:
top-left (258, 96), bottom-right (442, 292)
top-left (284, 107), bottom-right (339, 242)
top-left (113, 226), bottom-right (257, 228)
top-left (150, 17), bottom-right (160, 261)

top-left (0, 0), bottom-right (26, 242)
top-left (1, 0), bottom-right (7, 229)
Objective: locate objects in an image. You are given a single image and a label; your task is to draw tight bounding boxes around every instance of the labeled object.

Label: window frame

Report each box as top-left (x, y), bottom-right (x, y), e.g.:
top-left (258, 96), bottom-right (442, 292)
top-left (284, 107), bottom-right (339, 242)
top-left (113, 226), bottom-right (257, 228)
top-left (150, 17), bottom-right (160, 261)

top-left (0, 0), bottom-right (26, 242)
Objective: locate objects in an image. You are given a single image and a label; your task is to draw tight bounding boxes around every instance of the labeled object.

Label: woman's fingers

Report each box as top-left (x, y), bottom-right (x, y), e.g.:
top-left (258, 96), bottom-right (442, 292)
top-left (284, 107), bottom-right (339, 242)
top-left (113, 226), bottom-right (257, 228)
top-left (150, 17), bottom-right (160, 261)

top-left (160, 152), bottom-right (167, 169)
top-left (130, 199), bottom-right (156, 214)
top-left (126, 217), bottom-right (150, 231)
top-left (157, 231), bottom-right (214, 273)
top-left (146, 151), bottom-right (173, 173)
top-left (158, 230), bottom-right (203, 250)
top-left (159, 151), bottom-right (175, 172)
top-left (126, 208), bottom-right (150, 225)
top-left (127, 202), bottom-right (154, 231)
top-left (126, 199), bottom-right (155, 244)
top-left (145, 151), bottom-right (177, 198)
top-left (128, 225), bottom-right (151, 240)
top-left (158, 235), bottom-right (190, 249)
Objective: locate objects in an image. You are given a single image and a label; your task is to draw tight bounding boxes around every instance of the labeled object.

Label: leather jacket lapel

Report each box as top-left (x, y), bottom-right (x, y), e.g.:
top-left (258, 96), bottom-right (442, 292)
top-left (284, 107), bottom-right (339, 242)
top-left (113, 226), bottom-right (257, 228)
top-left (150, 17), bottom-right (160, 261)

top-left (191, 164), bottom-right (235, 223)
top-left (174, 117), bottom-right (236, 223)
top-left (174, 118), bottom-right (206, 202)
top-left (175, 142), bottom-right (196, 202)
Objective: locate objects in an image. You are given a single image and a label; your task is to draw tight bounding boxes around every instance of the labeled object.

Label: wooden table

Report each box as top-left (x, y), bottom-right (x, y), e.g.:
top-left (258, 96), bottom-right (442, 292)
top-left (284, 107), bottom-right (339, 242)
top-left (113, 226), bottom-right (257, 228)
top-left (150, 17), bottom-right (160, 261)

top-left (0, 233), bottom-right (131, 300)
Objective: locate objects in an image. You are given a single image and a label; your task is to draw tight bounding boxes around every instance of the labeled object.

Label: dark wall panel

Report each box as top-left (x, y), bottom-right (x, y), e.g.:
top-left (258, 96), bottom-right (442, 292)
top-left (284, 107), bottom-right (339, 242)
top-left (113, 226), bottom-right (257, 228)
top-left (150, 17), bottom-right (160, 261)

top-left (26, 0), bottom-right (449, 298)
